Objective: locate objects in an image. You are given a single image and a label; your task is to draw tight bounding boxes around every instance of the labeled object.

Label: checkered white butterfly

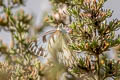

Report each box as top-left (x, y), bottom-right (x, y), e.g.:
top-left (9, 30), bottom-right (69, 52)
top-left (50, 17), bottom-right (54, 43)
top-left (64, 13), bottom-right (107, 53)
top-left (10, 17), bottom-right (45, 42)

top-left (29, 25), bottom-right (77, 67)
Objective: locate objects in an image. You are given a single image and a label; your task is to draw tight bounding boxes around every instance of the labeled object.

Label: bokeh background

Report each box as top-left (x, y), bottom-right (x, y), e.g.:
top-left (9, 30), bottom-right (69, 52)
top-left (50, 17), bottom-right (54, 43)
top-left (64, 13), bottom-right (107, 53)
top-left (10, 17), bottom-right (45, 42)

top-left (0, 0), bottom-right (120, 59)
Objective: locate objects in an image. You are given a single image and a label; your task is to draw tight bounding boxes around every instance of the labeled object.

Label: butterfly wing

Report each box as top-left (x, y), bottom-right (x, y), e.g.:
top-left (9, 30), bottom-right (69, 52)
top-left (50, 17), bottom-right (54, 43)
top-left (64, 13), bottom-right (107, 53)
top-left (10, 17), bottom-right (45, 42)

top-left (28, 27), bottom-right (77, 67)
top-left (47, 28), bottom-right (77, 67)
top-left (28, 30), bottom-right (56, 58)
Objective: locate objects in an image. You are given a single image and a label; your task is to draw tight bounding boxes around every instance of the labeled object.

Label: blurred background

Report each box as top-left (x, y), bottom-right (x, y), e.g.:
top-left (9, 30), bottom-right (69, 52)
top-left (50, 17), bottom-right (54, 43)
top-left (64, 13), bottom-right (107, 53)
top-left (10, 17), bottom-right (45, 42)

top-left (0, 0), bottom-right (120, 59)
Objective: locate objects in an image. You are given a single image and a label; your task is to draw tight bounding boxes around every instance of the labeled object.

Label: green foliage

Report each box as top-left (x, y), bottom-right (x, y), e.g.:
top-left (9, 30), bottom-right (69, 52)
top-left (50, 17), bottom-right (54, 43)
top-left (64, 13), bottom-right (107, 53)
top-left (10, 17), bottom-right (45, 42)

top-left (0, 0), bottom-right (120, 80)
top-left (47, 0), bottom-right (120, 80)
top-left (0, 0), bottom-right (45, 80)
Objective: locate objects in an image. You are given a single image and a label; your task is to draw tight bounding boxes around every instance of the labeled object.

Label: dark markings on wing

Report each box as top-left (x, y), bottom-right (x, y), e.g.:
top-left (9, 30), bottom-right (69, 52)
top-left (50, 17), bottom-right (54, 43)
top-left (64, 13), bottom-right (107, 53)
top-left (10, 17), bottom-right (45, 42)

top-left (42, 35), bottom-right (47, 43)
top-left (28, 30), bottom-right (56, 57)
top-left (28, 40), bottom-right (47, 57)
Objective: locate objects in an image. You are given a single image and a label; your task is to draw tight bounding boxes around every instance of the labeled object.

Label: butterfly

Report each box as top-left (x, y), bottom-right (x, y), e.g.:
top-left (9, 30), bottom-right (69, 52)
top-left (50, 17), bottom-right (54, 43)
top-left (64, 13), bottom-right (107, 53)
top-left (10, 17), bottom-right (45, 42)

top-left (28, 25), bottom-right (77, 67)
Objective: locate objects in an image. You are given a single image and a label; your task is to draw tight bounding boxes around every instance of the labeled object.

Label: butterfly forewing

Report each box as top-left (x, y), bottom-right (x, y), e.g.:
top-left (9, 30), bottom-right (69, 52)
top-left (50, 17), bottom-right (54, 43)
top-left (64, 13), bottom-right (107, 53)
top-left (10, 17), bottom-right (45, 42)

top-left (47, 28), bottom-right (78, 67)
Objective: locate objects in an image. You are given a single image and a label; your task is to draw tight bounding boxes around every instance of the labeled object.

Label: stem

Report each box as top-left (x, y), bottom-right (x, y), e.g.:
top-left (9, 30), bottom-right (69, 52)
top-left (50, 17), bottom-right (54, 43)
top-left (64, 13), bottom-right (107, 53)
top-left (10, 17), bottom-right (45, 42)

top-left (97, 55), bottom-right (100, 80)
